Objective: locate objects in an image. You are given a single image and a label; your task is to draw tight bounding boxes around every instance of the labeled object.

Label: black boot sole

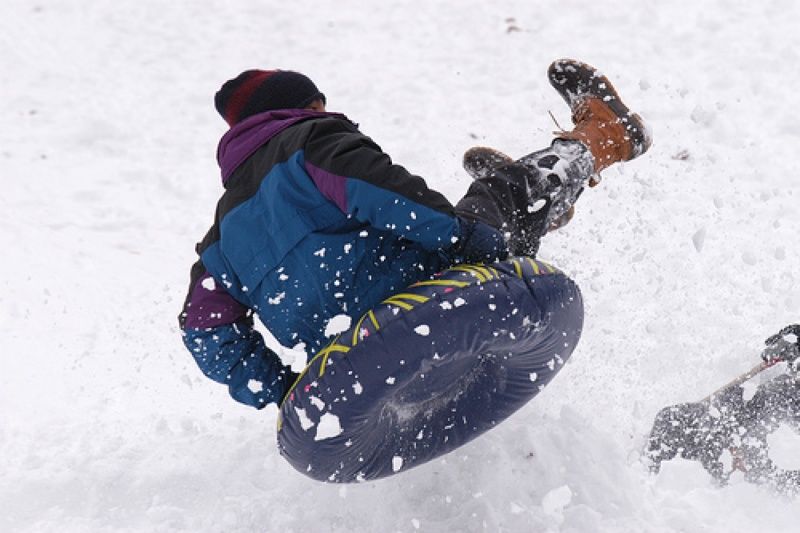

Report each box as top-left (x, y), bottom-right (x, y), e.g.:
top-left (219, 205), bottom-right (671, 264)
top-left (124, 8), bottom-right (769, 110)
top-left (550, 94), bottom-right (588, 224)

top-left (462, 146), bottom-right (514, 180)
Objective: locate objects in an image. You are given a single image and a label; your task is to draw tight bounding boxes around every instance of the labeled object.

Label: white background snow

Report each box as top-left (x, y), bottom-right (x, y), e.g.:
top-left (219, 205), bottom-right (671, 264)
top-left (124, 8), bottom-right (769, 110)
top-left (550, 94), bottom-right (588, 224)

top-left (2, 0), bottom-right (799, 531)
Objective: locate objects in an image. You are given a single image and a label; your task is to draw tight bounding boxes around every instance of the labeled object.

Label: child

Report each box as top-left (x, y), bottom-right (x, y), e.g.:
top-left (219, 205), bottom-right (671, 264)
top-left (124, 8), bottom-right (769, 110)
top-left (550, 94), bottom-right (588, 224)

top-left (179, 60), bottom-right (651, 408)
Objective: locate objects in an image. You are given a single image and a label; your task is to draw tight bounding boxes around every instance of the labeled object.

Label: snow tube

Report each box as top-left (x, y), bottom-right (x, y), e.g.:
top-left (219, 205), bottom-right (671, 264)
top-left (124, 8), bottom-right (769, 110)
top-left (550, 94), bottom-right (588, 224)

top-left (276, 257), bottom-right (583, 482)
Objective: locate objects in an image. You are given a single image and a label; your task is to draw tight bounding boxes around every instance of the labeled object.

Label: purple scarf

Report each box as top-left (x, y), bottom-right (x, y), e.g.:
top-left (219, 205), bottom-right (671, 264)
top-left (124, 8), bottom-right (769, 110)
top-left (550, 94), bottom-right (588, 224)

top-left (216, 109), bottom-right (349, 185)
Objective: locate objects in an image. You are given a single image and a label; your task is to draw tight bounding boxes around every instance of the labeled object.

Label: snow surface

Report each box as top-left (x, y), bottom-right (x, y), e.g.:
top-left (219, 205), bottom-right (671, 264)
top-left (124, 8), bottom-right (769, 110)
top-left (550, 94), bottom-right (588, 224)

top-left (2, 0), bottom-right (800, 531)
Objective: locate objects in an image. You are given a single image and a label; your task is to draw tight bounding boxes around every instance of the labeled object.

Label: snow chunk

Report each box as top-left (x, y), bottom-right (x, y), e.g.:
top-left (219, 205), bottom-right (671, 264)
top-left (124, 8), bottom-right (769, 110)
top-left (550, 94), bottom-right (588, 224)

top-left (414, 324), bottom-right (430, 336)
top-left (542, 484), bottom-right (572, 517)
top-left (268, 292), bottom-right (286, 305)
top-left (741, 380), bottom-right (758, 402)
top-left (392, 455), bottom-right (404, 472)
top-left (692, 227), bottom-right (706, 252)
top-left (314, 413), bottom-right (343, 441)
top-left (247, 379), bottom-right (263, 393)
top-left (295, 407), bottom-right (315, 431)
top-left (454, 297), bottom-right (466, 307)
top-left (386, 376), bottom-right (396, 385)
top-left (510, 502), bottom-right (525, 515)
top-left (309, 396), bottom-right (326, 411)
top-left (718, 448), bottom-right (734, 472)
top-left (768, 425), bottom-right (800, 469)
top-left (325, 314), bottom-right (352, 337)
top-left (529, 372), bottom-right (538, 382)
top-left (742, 251), bottom-right (758, 266)
top-left (201, 277), bottom-right (216, 291)
top-left (352, 381), bottom-right (363, 395)
top-left (690, 105), bottom-right (716, 126)
top-left (530, 198), bottom-right (547, 213)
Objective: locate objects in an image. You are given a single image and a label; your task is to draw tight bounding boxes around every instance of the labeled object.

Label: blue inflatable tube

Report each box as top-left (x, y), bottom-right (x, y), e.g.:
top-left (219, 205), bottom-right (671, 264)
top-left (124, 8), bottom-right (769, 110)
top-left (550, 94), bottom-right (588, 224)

top-left (277, 257), bottom-right (583, 482)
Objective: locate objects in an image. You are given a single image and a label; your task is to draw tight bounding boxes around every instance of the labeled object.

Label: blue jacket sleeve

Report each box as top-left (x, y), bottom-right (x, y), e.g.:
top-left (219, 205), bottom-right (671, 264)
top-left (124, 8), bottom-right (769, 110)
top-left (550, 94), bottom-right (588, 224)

top-left (302, 119), bottom-right (506, 262)
top-left (179, 261), bottom-right (297, 409)
top-left (182, 319), bottom-right (296, 408)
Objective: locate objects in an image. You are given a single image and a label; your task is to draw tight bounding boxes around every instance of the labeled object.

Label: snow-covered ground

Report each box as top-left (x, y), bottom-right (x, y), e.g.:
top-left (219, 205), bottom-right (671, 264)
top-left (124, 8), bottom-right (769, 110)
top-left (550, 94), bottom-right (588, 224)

top-left (2, 0), bottom-right (799, 531)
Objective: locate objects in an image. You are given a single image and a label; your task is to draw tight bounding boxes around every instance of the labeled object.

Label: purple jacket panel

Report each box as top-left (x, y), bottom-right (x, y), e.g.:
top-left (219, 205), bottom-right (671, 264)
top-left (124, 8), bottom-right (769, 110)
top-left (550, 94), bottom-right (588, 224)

top-left (304, 161), bottom-right (348, 213)
top-left (183, 272), bottom-right (248, 329)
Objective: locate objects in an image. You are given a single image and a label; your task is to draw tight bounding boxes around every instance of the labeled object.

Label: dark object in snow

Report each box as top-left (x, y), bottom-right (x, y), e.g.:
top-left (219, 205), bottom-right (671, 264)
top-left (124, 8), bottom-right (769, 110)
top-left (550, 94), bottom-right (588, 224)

top-left (671, 149), bottom-right (691, 161)
top-left (762, 324), bottom-right (800, 365)
top-left (277, 257), bottom-right (583, 483)
top-left (646, 324), bottom-right (800, 495)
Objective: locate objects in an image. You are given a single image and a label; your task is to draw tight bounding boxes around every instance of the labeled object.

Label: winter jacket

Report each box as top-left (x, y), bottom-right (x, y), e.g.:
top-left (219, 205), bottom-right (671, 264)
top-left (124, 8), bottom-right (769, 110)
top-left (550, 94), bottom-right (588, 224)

top-left (179, 109), bottom-right (506, 408)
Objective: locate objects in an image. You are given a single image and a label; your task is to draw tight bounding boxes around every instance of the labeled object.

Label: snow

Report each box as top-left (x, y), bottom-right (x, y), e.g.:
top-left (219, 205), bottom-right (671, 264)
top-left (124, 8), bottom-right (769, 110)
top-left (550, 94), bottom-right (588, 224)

top-left (314, 413), bottom-right (343, 441)
top-left (324, 313), bottom-right (352, 337)
top-left (309, 396), bottom-right (326, 411)
top-left (267, 291), bottom-right (286, 305)
top-left (414, 324), bottom-right (431, 336)
top-left (246, 379), bottom-right (264, 394)
top-left (2, 0), bottom-right (800, 531)
top-left (692, 227), bottom-right (706, 252)
top-left (295, 408), bottom-right (315, 431)
top-left (768, 425), bottom-right (800, 470)
top-left (541, 484), bottom-right (573, 520)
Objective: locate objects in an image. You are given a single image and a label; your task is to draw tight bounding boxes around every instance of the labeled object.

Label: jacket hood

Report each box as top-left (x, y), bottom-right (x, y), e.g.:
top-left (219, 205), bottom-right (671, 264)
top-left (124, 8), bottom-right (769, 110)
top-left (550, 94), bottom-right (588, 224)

top-left (216, 109), bottom-right (348, 185)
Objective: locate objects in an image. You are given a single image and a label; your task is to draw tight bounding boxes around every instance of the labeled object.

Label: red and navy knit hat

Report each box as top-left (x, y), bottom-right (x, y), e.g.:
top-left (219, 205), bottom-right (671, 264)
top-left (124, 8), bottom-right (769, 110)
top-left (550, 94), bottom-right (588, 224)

top-left (214, 70), bottom-right (326, 126)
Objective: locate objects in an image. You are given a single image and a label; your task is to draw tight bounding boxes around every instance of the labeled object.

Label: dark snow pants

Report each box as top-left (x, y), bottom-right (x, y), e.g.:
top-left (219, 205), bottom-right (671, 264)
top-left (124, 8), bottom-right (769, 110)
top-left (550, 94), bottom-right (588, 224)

top-left (454, 139), bottom-right (594, 257)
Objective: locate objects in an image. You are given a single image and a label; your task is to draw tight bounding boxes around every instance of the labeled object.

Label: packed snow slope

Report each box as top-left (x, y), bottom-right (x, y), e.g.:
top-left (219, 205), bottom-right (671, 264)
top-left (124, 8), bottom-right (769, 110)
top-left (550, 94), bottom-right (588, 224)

top-left (2, 0), bottom-right (799, 531)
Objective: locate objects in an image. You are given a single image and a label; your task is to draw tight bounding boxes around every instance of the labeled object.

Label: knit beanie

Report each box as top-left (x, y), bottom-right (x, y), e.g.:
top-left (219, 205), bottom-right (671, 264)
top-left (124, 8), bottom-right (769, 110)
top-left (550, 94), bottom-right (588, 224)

top-left (214, 70), bottom-right (326, 126)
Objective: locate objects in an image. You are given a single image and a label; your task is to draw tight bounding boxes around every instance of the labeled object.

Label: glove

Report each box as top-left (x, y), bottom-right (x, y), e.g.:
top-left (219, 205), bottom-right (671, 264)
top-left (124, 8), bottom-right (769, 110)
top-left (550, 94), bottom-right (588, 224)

top-left (761, 324), bottom-right (800, 365)
top-left (448, 218), bottom-right (508, 264)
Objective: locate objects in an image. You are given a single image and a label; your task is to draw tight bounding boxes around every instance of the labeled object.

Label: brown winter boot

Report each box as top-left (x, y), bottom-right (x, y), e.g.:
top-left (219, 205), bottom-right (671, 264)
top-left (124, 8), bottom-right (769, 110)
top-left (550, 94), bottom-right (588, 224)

top-left (548, 59), bottom-right (652, 174)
